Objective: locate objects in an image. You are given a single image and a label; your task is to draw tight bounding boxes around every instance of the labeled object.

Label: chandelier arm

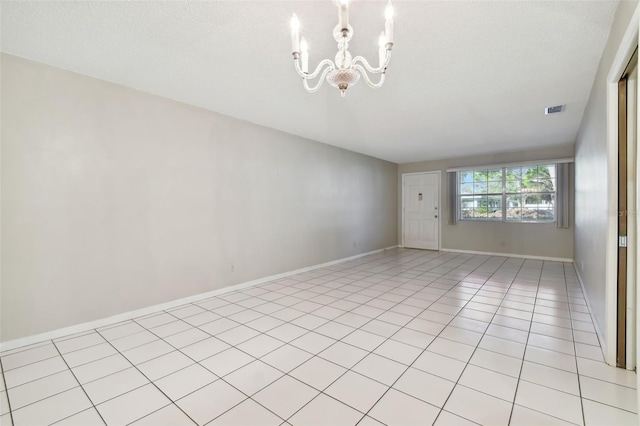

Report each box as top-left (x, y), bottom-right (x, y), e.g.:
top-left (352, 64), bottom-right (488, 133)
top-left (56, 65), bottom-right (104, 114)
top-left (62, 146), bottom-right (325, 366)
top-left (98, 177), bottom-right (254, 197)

top-left (303, 66), bottom-right (335, 93)
top-left (354, 64), bottom-right (386, 89)
top-left (352, 51), bottom-right (391, 74)
top-left (294, 58), bottom-right (335, 79)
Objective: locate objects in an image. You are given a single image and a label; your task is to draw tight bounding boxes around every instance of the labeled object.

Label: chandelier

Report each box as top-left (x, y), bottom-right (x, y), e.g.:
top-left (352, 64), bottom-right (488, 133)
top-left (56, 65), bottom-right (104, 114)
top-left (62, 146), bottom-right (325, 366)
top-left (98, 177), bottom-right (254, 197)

top-left (290, 0), bottom-right (394, 97)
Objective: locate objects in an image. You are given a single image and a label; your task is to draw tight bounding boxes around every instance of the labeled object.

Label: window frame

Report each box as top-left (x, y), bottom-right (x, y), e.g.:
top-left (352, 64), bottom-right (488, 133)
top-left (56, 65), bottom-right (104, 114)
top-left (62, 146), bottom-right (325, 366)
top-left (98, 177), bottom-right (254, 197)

top-left (457, 164), bottom-right (557, 224)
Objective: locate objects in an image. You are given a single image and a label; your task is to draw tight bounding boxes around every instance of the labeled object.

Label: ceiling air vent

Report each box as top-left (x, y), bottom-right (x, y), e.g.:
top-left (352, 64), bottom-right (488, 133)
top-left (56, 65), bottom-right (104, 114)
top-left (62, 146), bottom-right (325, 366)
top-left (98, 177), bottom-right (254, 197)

top-left (544, 105), bottom-right (565, 115)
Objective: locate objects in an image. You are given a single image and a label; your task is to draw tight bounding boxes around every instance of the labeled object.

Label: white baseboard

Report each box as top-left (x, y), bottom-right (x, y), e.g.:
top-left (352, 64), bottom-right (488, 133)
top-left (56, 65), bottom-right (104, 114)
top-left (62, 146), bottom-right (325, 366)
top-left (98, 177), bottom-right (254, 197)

top-left (440, 248), bottom-right (573, 263)
top-left (574, 265), bottom-right (609, 365)
top-left (1, 245), bottom-right (400, 352)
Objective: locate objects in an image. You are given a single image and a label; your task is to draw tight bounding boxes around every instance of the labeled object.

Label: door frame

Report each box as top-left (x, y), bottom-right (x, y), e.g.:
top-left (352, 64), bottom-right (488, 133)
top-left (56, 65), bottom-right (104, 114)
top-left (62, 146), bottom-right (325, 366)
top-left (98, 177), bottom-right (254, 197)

top-left (401, 171), bottom-right (442, 251)
top-left (617, 67), bottom-right (633, 369)
top-left (605, 5), bottom-right (639, 370)
top-left (625, 61), bottom-right (638, 371)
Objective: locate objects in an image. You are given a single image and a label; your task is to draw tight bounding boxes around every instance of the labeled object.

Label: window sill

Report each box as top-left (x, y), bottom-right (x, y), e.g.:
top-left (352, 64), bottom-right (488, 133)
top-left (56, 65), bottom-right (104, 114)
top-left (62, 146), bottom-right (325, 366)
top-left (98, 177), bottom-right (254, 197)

top-left (458, 220), bottom-right (557, 225)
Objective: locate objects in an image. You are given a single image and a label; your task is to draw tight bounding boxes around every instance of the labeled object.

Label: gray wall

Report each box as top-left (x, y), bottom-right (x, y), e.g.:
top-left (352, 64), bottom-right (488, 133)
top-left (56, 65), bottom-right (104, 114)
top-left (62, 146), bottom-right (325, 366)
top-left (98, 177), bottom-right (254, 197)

top-left (574, 0), bottom-right (638, 344)
top-left (1, 54), bottom-right (398, 342)
top-left (399, 145), bottom-right (575, 259)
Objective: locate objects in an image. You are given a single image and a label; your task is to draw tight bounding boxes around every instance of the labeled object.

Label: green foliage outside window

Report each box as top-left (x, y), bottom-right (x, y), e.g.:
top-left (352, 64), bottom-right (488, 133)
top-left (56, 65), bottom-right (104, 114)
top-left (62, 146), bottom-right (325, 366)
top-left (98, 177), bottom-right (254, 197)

top-left (459, 165), bottom-right (555, 222)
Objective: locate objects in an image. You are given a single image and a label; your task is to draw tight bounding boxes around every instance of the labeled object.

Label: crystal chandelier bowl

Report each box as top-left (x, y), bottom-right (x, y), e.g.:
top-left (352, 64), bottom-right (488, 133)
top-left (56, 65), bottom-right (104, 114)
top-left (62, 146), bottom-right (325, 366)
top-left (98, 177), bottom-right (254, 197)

top-left (326, 69), bottom-right (361, 96)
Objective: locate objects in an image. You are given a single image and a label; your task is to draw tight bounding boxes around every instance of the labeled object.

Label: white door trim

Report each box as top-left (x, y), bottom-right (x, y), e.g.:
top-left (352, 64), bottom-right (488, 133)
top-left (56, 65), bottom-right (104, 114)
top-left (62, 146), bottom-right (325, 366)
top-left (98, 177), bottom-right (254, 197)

top-left (401, 171), bottom-right (442, 251)
top-left (604, 4), bottom-right (640, 368)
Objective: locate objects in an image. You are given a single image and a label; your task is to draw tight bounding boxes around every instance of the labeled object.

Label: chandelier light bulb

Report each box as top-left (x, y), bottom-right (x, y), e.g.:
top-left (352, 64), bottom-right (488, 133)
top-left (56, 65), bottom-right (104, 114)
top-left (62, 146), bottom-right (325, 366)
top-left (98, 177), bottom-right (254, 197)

top-left (300, 38), bottom-right (308, 53)
top-left (385, 2), bottom-right (394, 20)
top-left (338, 0), bottom-right (349, 30)
top-left (291, 13), bottom-right (300, 32)
top-left (385, 2), bottom-right (394, 44)
top-left (290, 13), bottom-right (300, 53)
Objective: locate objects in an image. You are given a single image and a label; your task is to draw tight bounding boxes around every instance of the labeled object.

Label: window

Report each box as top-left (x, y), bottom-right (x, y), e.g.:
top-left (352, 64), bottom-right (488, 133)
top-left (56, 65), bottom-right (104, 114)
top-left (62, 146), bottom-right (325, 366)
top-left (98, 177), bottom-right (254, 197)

top-left (458, 164), bottom-right (556, 222)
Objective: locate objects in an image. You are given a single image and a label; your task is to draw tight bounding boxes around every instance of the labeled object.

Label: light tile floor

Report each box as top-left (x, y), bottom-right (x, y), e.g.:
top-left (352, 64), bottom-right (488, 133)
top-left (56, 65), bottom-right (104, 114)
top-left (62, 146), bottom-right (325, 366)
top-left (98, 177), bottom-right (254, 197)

top-left (1, 249), bottom-right (638, 425)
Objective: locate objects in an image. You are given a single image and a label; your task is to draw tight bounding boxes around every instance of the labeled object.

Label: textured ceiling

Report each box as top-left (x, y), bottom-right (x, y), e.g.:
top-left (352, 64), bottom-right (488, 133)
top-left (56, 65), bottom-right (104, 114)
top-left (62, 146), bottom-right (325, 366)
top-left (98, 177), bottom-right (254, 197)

top-left (0, 1), bottom-right (619, 163)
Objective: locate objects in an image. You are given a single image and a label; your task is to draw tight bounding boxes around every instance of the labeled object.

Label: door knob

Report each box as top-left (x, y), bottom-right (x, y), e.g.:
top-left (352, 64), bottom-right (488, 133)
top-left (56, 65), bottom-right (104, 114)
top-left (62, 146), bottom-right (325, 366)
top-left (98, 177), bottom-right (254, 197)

top-left (435, 215), bottom-right (438, 218)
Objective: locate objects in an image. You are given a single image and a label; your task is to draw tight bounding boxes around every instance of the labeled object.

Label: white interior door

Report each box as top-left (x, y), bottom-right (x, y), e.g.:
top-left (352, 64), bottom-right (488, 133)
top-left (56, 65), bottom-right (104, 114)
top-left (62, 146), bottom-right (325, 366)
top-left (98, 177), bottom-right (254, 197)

top-left (403, 172), bottom-right (440, 250)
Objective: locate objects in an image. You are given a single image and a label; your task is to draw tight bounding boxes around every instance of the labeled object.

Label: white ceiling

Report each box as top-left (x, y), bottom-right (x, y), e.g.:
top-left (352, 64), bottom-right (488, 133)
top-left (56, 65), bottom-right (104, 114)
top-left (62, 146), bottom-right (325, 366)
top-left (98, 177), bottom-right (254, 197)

top-left (1, 1), bottom-right (619, 163)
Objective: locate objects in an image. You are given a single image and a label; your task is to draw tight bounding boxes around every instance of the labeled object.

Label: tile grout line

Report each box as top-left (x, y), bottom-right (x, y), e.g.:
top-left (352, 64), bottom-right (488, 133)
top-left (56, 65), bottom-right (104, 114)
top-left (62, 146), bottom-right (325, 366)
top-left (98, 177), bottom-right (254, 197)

top-left (93, 325), bottom-right (208, 426)
top-left (0, 357), bottom-right (16, 426)
top-left (506, 259), bottom-right (543, 425)
top-left (124, 315), bottom-right (290, 425)
top-left (49, 339), bottom-right (109, 425)
top-left (564, 262), bottom-right (587, 426)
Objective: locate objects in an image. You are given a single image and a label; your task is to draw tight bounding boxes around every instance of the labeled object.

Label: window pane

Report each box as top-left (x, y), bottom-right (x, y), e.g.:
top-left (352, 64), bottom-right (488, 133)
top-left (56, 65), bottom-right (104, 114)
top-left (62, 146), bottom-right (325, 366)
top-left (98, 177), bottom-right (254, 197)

top-left (487, 169), bottom-right (502, 181)
top-left (459, 171), bottom-right (473, 184)
top-left (488, 181), bottom-right (502, 193)
top-left (459, 195), bottom-right (491, 219)
top-left (473, 171), bottom-right (489, 183)
top-left (524, 194), bottom-right (542, 204)
top-left (460, 196), bottom-right (475, 209)
top-left (506, 167), bottom-right (521, 180)
top-left (460, 183), bottom-right (474, 194)
top-left (538, 193), bottom-right (555, 221)
top-left (538, 165), bottom-right (554, 176)
top-left (474, 182), bottom-right (488, 194)
top-left (522, 193), bottom-right (555, 221)
top-left (487, 195), bottom-right (502, 220)
top-left (506, 180), bottom-right (520, 193)
top-left (461, 208), bottom-right (474, 219)
top-left (538, 178), bottom-right (555, 193)
top-left (475, 195), bottom-right (489, 219)
top-left (536, 165), bottom-right (555, 192)
top-left (521, 167), bottom-right (537, 193)
top-left (506, 195), bottom-right (522, 221)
